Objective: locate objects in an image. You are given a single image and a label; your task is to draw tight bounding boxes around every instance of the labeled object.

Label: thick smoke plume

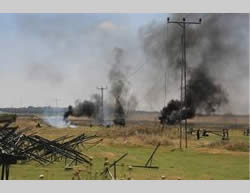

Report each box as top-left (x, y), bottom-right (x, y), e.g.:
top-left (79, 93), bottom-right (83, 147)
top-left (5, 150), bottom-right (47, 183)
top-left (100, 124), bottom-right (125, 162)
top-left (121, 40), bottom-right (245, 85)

top-left (63, 47), bottom-right (138, 126)
top-left (64, 94), bottom-right (101, 121)
top-left (108, 47), bottom-right (127, 125)
top-left (159, 66), bottom-right (229, 124)
top-left (139, 13), bottom-right (249, 122)
top-left (109, 48), bottom-right (128, 99)
top-left (186, 67), bottom-right (228, 114)
top-left (159, 99), bottom-right (195, 124)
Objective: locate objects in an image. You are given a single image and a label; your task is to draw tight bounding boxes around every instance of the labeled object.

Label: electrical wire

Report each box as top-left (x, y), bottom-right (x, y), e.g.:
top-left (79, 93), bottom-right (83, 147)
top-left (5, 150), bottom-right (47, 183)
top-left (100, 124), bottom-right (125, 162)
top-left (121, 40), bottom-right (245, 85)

top-left (126, 62), bottom-right (145, 79)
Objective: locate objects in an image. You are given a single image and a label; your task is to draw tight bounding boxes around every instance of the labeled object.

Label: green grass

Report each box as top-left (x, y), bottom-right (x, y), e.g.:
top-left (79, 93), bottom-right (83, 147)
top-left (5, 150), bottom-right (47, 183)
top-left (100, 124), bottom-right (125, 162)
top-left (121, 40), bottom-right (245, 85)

top-left (7, 120), bottom-right (250, 180)
top-left (9, 143), bottom-right (249, 180)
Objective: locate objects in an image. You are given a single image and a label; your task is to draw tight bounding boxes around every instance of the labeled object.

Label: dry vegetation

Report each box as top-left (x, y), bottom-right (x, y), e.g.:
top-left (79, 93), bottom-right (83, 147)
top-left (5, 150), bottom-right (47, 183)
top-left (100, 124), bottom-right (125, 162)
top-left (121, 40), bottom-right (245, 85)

top-left (15, 113), bottom-right (249, 152)
top-left (7, 113), bottom-right (248, 180)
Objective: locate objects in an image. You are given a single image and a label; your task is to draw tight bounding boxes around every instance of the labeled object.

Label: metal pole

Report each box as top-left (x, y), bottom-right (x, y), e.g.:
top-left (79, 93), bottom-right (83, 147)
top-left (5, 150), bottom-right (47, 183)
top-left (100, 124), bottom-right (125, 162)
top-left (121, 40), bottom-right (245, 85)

top-left (101, 88), bottom-right (104, 123)
top-left (1, 164), bottom-right (5, 180)
top-left (97, 86), bottom-right (107, 125)
top-left (167, 17), bottom-right (201, 149)
top-left (145, 143), bottom-right (161, 166)
top-left (183, 18), bottom-right (188, 148)
top-left (6, 165), bottom-right (9, 180)
top-left (114, 163), bottom-right (117, 179)
top-left (179, 33), bottom-right (184, 150)
top-left (54, 98), bottom-right (60, 116)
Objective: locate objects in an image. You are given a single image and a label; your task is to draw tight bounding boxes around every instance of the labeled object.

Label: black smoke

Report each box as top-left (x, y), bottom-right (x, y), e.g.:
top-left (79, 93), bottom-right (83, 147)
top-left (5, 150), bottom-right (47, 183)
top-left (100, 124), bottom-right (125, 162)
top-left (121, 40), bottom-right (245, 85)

top-left (74, 100), bottom-right (96, 117)
top-left (186, 67), bottom-right (228, 114)
top-left (63, 94), bottom-right (101, 121)
top-left (113, 97), bottom-right (126, 126)
top-left (108, 47), bottom-right (128, 125)
top-left (63, 105), bottom-right (73, 120)
top-left (159, 100), bottom-right (181, 124)
top-left (63, 47), bottom-right (138, 126)
top-left (159, 99), bottom-right (195, 125)
top-left (139, 13), bottom-right (248, 121)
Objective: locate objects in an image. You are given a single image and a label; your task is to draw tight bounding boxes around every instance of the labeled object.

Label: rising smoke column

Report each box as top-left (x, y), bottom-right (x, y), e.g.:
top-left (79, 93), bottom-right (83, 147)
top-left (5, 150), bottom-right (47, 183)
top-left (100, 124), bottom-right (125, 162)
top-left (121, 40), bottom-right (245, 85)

top-left (186, 67), bottom-right (229, 114)
top-left (64, 94), bottom-right (101, 121)
top-left (108, 47), bottom-right (139, 124)
top-left (108, 47), bottom-right (127, 123)
top-left (139, 13), bottom-right (249, 118)
top-left (63, 46), bottom-right (139, 125)
top-left (126, 95), bottom-right (139, 114)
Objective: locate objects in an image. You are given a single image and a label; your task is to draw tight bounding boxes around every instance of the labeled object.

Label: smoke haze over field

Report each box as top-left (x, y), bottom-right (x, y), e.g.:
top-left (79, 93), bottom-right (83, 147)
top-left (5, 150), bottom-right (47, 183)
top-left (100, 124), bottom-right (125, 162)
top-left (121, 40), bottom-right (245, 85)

top-left (108, 47), bottom-right (138, 120)
top-left (0, 13), bottom-right (248, 115)
top-left (139, 13), bottom-right (249, 114)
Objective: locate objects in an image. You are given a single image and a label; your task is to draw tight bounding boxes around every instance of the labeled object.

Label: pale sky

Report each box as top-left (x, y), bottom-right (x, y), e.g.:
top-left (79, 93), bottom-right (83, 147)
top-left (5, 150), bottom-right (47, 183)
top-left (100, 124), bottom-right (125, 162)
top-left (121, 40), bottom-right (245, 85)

top-left (0, 13), bottom-right (249, 114)
top-left (0, 13), bottom-right (168, 109)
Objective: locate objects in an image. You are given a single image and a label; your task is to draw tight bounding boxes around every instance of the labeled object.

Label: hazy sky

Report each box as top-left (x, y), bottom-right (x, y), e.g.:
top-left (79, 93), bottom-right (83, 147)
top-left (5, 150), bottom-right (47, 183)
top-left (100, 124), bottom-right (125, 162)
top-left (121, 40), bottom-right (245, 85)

top-left (0, 13), bottom-right (168, 109)
top-left (0, 13), bottom-right (249, 114)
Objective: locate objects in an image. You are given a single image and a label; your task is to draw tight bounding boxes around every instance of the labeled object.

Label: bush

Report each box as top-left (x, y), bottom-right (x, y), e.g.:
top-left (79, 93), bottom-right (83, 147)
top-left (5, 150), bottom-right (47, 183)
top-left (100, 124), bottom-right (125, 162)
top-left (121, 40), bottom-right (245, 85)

top-left (206, 141), bottom-right (249, 152)
top-left (136, 133), bottom-right (173, 146)
top-left (224, 142), bottom-right (249, 152)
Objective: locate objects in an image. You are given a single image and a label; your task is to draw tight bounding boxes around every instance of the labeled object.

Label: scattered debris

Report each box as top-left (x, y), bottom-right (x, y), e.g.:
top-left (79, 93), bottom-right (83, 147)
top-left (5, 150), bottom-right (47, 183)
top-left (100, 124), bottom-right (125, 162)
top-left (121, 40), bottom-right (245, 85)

top-left (196, 128), bottom-right (229, 140)
top-left (132, 143), bottom-right (160, 169)
top-left (100, 153), bottom-right (128, 180)
top-left (0, 119), bottom-right (101, 180)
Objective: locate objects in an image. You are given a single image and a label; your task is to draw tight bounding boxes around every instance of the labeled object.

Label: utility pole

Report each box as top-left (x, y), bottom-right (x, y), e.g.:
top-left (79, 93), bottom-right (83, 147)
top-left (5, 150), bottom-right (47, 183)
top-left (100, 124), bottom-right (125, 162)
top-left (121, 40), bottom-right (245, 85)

top-left (54, 98), bottom-right (60, 116)
top-left (167, 17), bottom-right (202, 149)
top-left (179, 33), bottom-right (184, 150)
top-left (97, 86), bottom-right (108, 125)
top-left (55, 98), bottom-right (59, 108)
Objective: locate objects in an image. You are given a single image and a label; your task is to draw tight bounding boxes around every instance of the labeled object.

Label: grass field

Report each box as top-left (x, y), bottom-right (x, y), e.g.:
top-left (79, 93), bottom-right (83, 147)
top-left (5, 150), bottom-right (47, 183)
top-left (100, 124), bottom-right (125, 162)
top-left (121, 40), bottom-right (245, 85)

top-left (9, 143), bottom-right (249, 180)
top-left (4, 115), bottom-right (250, 180)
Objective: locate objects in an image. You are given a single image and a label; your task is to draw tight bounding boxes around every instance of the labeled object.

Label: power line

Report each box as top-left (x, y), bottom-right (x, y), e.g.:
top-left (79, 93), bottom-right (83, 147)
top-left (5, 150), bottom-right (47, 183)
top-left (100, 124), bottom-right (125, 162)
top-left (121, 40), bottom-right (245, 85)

top-left (128, 14), bottom-right (210, 83)
top-left (127, 62), bottom-right (145, 79)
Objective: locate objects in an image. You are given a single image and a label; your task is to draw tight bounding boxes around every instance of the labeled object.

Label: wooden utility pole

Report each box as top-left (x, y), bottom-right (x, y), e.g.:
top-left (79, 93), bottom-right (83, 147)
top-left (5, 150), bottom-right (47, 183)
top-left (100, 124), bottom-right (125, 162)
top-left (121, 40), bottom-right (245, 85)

top-left (97, 86), bottom-right (108, 125)
top-left (167, 17), bottom-right (202, 149)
